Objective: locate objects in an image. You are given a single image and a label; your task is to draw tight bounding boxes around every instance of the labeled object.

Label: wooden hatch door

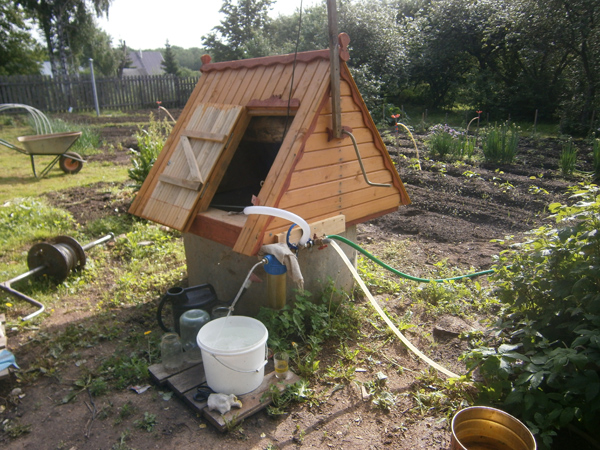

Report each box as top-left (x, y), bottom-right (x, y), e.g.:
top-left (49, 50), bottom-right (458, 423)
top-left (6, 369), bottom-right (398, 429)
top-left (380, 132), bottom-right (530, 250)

top-left (140, 103), bottom-right (247, 230)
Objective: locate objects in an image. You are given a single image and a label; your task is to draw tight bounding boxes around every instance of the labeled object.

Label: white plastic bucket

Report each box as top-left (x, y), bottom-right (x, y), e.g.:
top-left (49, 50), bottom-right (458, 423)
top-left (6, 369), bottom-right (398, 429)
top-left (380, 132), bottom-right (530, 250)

top-left (196, 316), bottom-right (268, 395)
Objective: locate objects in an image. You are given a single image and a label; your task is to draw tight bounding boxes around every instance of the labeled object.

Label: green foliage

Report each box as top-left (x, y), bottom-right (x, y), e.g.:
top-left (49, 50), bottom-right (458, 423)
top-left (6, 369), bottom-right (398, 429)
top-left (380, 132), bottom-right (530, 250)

top-left (134, 412), bottom-right (157, 432)
top-left (363, 372), bottom-right (397, 411)
top-left (128, 116), bottom-right (172, 190)
top-left (100, 353), bottom-right (151, 390)
top-left (160, 40), bottom-right (181, 76)
top-left (559, 139), bottom-right (578, 177)
top-left (202, 0), bottom-right (275, 61)
top-left (0, 198), bottom-right (76, 254)
top-left (481, 122), bottom-right (520, 164)
top-left (411, 369), bottom-right (473, 419)
top-left (463, 185), bottom-right (600, 448)
top-left (0, 0), bottom-right (45, 75)
top-left (426, 124), bottom-right (475, 161)
top-left (1, 419), bottom-right (31, 438)
top-left (48, 119), bottom-right (101, 156)
top-left (21, 0), bottom-right (111, 78)
top-left (592, 139), bottom-right (600, 181)
top-left (257, 289), bottom-right (359, 353)
top-left (263, 379), bottom-right (316, 416)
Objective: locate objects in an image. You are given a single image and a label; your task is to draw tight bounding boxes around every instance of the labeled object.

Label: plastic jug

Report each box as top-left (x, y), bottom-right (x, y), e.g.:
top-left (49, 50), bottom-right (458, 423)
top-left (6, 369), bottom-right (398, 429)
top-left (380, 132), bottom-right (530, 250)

top-left (157, 284), bottom-right (218, 334)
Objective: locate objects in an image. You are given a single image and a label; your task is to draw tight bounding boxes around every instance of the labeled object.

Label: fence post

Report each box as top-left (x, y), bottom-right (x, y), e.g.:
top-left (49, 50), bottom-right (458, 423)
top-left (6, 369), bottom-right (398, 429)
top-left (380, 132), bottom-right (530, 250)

top-left (89, 59), bottom-right (100, 116)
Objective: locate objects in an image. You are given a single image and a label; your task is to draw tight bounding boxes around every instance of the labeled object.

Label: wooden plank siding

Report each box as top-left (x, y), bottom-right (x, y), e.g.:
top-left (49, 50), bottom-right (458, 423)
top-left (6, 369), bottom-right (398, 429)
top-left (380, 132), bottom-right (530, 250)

top-left (130, 47), bottom-right (410, 256)
top-left (257, 71), bottom-right (409, 250)
top-left (233, 59), bottom-right (333, 255)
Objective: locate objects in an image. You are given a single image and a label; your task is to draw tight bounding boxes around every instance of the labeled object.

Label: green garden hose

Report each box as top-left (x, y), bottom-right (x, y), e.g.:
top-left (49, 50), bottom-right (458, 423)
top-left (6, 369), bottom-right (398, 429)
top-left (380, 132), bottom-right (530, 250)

top-left (326, 235), bottom-right (495, 283)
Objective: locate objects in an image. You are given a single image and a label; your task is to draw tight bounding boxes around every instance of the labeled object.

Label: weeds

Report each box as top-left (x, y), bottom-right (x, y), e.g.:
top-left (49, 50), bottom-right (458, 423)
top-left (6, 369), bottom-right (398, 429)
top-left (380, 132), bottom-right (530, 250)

top-left (411, 369), bottom-right (473, 419)
top-left (263, 380), bottom-right (317, 416)
top-left (363, 372), bottom-right (397, 412)
top-left (133, 412), bottom-right (157, 432)
top-left (128, 115), bottom-right (172, 189)
top-left (0, 198), bottom-right (76, 254)
top-left (257, 287), bottom-right (361, 376)
top-left (1, 419), bottom-right (32, 438)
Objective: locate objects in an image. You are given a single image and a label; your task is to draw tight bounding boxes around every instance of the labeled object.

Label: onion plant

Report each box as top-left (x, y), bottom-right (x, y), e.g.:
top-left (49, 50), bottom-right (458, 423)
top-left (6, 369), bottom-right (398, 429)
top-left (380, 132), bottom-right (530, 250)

top-left (593, 138), bottom-right (600, 181)
top-left (559, 139), bottom-right (577, 177)
top-left (427, 124), bottom-right (474, 161)
top-left (481, 122), bottom-right (519, 164)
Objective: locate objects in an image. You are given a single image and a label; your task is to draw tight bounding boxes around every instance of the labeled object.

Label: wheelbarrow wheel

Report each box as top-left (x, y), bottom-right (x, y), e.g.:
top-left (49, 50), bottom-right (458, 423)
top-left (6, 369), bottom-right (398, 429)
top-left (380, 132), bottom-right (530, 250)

top-left (59, 152), bottom-right (84, 174)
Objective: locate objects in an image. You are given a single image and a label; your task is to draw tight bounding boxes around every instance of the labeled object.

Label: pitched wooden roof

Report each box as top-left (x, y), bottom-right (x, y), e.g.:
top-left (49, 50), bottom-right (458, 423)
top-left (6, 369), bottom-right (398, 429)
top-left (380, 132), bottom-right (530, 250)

top-left (130, 36), bottom-right (410, 255)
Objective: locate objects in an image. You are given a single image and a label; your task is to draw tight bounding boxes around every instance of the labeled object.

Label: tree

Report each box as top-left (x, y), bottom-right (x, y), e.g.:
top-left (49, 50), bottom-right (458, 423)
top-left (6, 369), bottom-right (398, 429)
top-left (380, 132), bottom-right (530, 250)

top-left (161, 40), bottom-right (181, 76)
top-left (0, 0), bottom-right (45, 75)
top-left (116, 40), bottom-right (132, 78)
top-left (19, 0), bottom-right (112, 79)
top-left (540, 0), bottom-right (600, 134)
top-left (203, 0), bottom-right (274, 61)
top-left (76, 19), bottom-right (119, 76)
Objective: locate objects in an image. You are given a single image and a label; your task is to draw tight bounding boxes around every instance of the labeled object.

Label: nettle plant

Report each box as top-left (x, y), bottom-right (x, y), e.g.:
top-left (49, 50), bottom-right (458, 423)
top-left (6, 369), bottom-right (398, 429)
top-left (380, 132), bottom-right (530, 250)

top-left (128, 114), bottom-right (172, 190)
top-left (463, 184), bottom-right (600, 448)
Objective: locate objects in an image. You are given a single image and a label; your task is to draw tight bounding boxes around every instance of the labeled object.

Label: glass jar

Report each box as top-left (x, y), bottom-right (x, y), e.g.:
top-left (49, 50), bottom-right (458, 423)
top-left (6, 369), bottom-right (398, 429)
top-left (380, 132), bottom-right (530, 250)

top-left (211, 305), bottom-right (231, 320)
top-left (161, 332), bottom-right (183, 371)
top-left (179, 309), bottom-right (210, 363)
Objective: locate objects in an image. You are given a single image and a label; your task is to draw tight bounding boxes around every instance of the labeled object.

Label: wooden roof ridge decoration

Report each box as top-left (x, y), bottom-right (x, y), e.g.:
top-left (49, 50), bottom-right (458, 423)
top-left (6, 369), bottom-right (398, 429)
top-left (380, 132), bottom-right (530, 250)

top-left (199, 33), bottom-right (350, 74)
top-left (129, 32), bottom-right (411, 256)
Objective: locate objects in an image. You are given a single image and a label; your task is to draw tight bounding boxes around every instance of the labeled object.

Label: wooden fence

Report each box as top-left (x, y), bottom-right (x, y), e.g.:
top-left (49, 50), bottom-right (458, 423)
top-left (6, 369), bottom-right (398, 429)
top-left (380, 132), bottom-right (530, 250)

top-left (0, 74), bottom-right (199, 113)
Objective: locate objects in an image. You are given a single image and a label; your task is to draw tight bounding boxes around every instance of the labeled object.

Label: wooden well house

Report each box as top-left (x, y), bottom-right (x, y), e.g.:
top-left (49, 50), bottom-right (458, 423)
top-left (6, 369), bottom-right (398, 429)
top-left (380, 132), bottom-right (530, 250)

top-left (129, 35), bottom-right (410, 311)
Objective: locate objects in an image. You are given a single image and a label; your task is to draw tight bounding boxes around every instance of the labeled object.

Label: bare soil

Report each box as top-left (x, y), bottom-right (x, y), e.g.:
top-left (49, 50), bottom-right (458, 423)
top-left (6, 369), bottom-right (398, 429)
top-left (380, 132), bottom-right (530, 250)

top-left (0, 111), bottom-right (595, 449)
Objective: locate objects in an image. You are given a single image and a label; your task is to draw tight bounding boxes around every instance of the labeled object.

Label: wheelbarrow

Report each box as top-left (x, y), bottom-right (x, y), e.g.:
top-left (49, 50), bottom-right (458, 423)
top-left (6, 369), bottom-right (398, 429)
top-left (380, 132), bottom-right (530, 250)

top-left (0, 132), bottom-right (85, 178)
top-left (0, 103), bottom-right (86, 178)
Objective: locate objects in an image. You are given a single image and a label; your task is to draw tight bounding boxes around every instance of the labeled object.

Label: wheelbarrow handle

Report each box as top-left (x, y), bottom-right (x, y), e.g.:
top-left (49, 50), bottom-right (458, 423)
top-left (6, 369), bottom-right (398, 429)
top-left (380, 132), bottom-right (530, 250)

top-left (0, 138), bottom-right (27, 155)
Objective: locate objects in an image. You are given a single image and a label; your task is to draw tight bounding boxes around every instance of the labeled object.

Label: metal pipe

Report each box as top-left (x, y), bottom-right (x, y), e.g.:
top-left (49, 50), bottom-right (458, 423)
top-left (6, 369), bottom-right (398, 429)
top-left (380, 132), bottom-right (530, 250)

top-left (342, 129), bottom-right (392, 188)
top-left (0, 233), bottom-right (114, 321)
top-left (89, 59), bottom-right (100, 117)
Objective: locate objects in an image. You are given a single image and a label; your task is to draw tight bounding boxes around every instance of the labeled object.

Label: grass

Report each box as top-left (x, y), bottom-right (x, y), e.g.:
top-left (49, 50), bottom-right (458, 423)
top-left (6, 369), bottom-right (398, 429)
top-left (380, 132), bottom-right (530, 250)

top-left (0, 121), bottom-right (128, 203)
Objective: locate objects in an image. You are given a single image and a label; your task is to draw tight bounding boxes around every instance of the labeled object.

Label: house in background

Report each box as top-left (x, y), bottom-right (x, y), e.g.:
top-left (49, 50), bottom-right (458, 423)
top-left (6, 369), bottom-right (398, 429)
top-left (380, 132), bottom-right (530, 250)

top-left (123, 50), bottom-right (164, 76)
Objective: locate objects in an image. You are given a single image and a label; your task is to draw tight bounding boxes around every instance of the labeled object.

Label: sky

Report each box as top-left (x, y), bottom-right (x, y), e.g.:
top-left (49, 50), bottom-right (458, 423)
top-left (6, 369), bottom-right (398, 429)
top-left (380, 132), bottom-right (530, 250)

top-left (97, 0), bottom-right (319, 50)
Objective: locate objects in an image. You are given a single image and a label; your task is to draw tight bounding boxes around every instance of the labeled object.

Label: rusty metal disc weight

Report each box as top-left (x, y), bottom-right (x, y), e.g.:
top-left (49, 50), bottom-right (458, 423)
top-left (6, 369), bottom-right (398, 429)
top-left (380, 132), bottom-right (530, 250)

top-left (26, 236), bottom-right (87, 281)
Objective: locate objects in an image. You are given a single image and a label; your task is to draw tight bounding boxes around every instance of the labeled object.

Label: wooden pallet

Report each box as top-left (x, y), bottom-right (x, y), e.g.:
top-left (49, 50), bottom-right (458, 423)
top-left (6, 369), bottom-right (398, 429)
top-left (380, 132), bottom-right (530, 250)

top-left (148, 358), bottom-right (299, 432)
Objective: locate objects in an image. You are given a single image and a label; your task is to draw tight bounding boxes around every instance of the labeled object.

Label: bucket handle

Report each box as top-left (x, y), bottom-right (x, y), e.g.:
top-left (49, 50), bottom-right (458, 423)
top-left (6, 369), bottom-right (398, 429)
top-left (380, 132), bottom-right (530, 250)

top-left (208, 344), bottom-right (268, 374)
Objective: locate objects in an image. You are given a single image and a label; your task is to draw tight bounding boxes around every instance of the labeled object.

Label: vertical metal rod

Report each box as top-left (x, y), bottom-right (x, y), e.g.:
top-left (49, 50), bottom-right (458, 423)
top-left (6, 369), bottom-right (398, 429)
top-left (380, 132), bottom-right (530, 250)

top-left (327, 0), bottom-right (342, 139)
top-left (89, 58), bottom-right (100, 117)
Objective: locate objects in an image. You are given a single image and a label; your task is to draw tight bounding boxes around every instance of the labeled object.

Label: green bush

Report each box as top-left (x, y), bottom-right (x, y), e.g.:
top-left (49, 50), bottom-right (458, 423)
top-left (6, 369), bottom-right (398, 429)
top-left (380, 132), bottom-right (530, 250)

top-left (481, 122), bottom-right (519, 164)
top-left (463, 185), bottom-right (600, 448)
top-left (128, 116), bottom-right (172, 190)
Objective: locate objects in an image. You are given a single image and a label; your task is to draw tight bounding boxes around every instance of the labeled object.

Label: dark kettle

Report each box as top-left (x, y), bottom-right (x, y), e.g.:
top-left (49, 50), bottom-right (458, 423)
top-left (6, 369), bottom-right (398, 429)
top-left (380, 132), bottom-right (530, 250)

top-left (157, 284), bottom-right (218, 334)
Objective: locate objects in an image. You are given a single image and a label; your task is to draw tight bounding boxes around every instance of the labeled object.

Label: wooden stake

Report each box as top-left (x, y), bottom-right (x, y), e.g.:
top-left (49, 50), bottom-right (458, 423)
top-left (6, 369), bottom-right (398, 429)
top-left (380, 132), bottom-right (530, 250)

top-left (327, 0), bottom-right (342, 139)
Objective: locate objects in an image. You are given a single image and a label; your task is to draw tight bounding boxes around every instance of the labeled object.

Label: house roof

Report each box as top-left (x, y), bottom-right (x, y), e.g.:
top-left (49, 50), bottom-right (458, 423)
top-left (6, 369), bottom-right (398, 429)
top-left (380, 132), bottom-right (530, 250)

top-left (123, 50), bottom-right (164, 76)
top-left (129, 35), bottom-right (410, 255)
